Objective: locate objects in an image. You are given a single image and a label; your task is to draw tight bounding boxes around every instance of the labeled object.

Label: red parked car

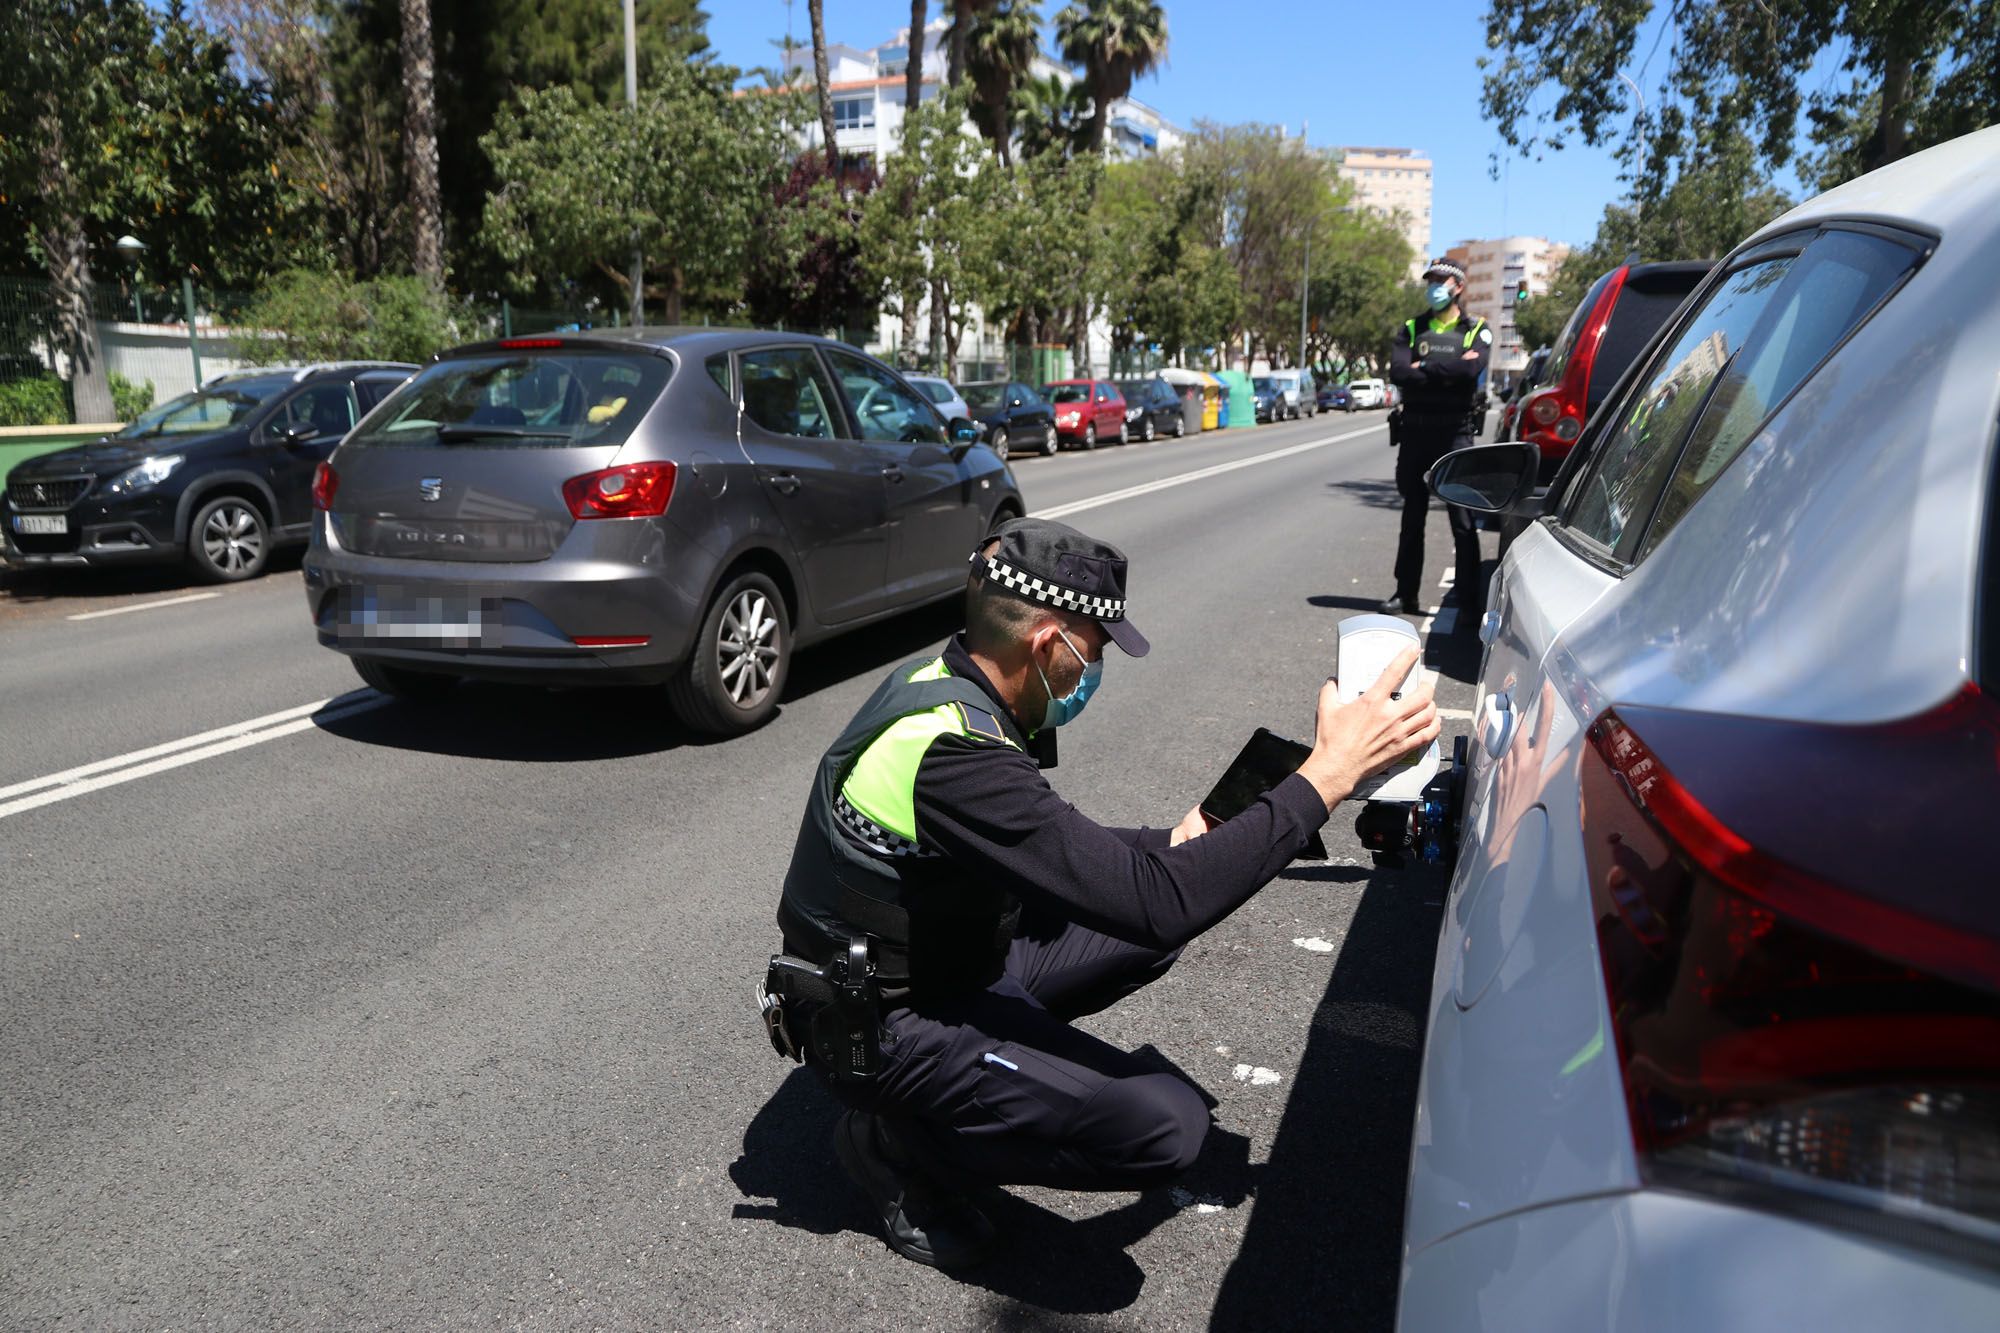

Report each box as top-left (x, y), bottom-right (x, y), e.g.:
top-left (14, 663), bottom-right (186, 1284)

top-left (1044, 379), bottom-right (1127, 449)
top-left (1514, 260), bottom-right (1712, 481)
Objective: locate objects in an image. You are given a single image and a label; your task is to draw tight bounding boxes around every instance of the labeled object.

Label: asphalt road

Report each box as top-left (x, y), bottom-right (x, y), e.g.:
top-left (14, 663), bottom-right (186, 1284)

top-left (1, 409), bottom-right (1492, 1331)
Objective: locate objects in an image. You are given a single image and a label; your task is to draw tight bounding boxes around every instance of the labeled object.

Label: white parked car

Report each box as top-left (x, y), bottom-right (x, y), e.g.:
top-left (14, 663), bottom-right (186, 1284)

top-left (1401, 126), bottom-right (2000, 1330)
top-left (1348, 377), bottom-right (1386, 409)
top-left (903, 374), bottom-right (972, 436)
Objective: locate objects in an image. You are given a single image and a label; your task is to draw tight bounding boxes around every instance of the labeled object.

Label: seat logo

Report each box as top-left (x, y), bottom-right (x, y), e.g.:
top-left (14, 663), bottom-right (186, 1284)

top-left (419, 477), bottom-right (443, 502)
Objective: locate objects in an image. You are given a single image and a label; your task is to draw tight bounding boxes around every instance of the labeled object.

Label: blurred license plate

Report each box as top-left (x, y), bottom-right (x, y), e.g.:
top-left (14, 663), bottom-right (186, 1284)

top-left (12, 515), bottom-right (67, 534)
top-left (346, 588), bottom-right (487, 645)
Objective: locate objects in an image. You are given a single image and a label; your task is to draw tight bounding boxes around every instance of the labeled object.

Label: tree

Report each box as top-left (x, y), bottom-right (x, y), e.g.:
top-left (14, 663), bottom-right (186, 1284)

top-left (2, 2), bottom-right (301, 417)
top-left (905, 0), bottom-right (928, 130)
top-left (1480, 0), bottom-right (2000, 199)
top-left (1012, 72), bottom-right (1091, 160)
top-left (744, 154), bottom-right (879, 333)
top-left (967, 147), bottom-right (1103, 370)
top-left (237, 270), bottom-right (455, 365)
top-left (400, 0), bottom-right (445, 285)
top-left (807, 0), bottom-right (840, 182)
top-left (862, 91), bottom-right (994, 371)
top-left (1095, 157), bottom-right (1241, 366)
top-left (946, 0), bottom-right (998, 87)
top-left (1053, 0), bottom-right (1168, 155)
top-left (965, 1), bottom-right (1042, 167)
top-left (482, 62), bottom-right (790, 322)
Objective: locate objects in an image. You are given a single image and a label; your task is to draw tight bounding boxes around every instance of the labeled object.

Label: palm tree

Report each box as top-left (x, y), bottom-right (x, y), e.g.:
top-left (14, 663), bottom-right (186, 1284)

top-left (946, 0), bottom-right (998, 87)
top-left (1053, 0), bottom-right (1168, 156)
top-left (906, 1), bottom-right (927, 117)
top-left (966, 1), bottom-right (1041, 167)
top-left (1011, 71), bottom-right (1090, 159)
top-left (399, 0), bottom-right (444, 285)
top-left (808, 0), bottom-right (841, 185)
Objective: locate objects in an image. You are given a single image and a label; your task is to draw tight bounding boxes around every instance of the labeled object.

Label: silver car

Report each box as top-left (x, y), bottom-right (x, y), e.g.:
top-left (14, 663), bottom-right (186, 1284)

top-left (304, 329), bottom-right (1019, 735)
top-left (903, 374), bottom-right (972, 436)
top-left (1401, 127), bottom-right (2000, 1328)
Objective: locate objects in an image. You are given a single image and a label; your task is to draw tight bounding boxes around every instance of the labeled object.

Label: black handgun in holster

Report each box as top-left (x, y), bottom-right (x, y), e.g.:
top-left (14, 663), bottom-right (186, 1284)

top-left (758, 934), bottom-right (882, 1083)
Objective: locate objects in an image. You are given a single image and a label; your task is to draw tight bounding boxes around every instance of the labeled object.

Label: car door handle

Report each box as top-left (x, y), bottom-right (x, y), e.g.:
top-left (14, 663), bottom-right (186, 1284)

top-left (767, 472), bottom-right (802, 496)
top-left (881, 466), bottom-right (905, 483)
top-left (1480, 691), bottom-right (1515, 759)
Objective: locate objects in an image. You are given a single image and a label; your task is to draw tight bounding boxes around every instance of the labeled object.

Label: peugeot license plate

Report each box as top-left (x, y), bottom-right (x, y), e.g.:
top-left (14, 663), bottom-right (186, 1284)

top-left (11, 514), bottom-right (67, 534)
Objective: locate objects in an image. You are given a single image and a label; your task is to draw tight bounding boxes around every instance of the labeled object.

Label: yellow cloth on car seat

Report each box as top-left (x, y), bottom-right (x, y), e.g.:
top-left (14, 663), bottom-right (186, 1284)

top-left (588, 396), bottom-right (628, 424)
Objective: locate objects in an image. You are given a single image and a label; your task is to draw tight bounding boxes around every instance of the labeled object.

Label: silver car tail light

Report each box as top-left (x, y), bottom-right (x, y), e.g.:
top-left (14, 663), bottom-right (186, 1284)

top-left (1578, 694), bottom-right (2000, 1264)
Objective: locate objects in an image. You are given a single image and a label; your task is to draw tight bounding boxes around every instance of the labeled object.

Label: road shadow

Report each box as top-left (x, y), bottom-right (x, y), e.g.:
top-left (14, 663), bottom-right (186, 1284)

top-left (781, 599), bottom-right (962, 705)
top-left (732, 1052), bottom-right (1254, 1317)
top-left (1207, 859), bottom-right (1448, 1332)
top-left (0, 548), bottom-right (305, 603)
top-left (311, 682), bottom-right (703, 761)
top-left (1326, 478), bottom-right (1404, 511)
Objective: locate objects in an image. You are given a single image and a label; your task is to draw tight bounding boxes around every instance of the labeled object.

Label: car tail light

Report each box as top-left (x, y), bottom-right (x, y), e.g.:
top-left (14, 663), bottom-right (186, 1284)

top-left (312, 462), bottom-right (339, 511)
top-left (1525, 266), bottom-right (1628, 460)
top-left (499, 338), bottom-right (566, 349)
top-left (562, 461), bottom-right (676, 520)
top-left (1579, 694), bottom-right (2000, 1259)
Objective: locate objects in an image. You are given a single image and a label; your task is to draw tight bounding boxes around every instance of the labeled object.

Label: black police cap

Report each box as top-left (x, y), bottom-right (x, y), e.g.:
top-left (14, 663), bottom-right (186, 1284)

top-left (971, 516), bottom-right (1150, 657)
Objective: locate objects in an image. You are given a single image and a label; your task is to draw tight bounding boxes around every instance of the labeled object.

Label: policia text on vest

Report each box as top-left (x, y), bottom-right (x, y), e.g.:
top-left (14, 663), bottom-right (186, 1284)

top-left (757, 517), bottom-right (1442, 1269)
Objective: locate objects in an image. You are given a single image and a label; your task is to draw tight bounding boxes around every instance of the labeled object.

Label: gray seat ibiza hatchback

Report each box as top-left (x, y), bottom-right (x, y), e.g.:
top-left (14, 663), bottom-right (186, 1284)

top-left (304, 328), bottom-right (1021, 734)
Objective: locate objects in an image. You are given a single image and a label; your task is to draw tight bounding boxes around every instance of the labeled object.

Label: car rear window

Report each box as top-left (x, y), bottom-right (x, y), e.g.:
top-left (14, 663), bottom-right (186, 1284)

top-left (345, 350), bottom-right (671, 450)
top-left (1049, 386), bottom-right (1090, 403)
top-left (1591, 274), bottom-right (1707, 411)
top-left (912, 379), bottom-right (956, 405)
top-left (962, 383), bottom-right (1003, 411)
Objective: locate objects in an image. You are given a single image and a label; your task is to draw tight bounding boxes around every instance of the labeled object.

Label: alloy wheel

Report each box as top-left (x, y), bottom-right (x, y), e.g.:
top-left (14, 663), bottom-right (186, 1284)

top-left (201, 502), bottom-right (264, 577)
top-left (717, 589), bottom-right (781, 708)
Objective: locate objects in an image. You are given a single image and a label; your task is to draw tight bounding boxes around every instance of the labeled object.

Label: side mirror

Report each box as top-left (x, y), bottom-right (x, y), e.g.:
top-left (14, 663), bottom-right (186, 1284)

top-left (949, 417), bottom-right (981, 444)
top-left (1427, 442), bottom-right (1539, 513)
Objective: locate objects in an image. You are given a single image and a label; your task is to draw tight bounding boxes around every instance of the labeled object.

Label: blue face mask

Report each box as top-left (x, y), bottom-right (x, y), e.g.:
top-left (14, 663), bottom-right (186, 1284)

top-left (1036, 627), bottom-right (1102, 729)
top-left (1427, 283), bottom-right (1454, 311)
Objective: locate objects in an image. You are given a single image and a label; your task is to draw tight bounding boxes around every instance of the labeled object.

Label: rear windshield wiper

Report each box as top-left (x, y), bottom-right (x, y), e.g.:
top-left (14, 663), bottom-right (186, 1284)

top-left (435, 423), bottom-right (576, 442)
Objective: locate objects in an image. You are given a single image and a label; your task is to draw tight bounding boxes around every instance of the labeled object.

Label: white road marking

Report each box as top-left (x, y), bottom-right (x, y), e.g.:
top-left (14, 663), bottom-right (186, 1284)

top-left (1293, 936), bottom-right (1337, 953)
top-left (1036, 422), bottom-right (1385, 521)
top-left (1438, 569), bottom-right (1456, 587)
top-left (0, 695), bottom-right (386, 820)
top-left (65, 592), bottom-right (222, 621)
top-left (1437, 708), bottom-right (1474, 722)
top-left (1232, 1064), bottom-right (1283, 1086)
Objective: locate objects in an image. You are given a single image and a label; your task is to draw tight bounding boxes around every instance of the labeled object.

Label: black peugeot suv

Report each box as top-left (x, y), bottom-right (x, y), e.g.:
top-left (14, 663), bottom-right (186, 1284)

top-left (2, 362), bottom-right (416, 582)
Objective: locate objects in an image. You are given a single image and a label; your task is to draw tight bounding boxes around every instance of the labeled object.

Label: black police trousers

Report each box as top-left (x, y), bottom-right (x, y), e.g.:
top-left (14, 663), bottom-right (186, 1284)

top-left (1393, 425), bottom-right (1483, 608)
top-left (824, 905), bottom-right (1206, 1193)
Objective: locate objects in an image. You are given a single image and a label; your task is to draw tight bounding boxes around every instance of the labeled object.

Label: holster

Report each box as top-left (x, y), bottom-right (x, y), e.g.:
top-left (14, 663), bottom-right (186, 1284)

top-left (758, 935), bottom-right (883, 1083)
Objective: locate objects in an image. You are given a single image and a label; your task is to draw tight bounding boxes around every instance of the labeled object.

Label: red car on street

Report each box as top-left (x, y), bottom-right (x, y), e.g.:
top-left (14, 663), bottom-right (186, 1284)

top-left (1044, 379), bottom-right (1127, 449)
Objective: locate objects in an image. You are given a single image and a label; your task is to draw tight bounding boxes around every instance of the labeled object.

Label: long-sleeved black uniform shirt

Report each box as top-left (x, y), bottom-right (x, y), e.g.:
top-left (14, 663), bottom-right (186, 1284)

top-left (1389, 306), bottom-right (1492, 434)
top-left (907, 637), bottom-right (1331, 953)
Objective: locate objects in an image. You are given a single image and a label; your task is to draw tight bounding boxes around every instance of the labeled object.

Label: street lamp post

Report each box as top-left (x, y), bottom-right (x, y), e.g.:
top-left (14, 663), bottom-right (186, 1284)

top-left (115, 234), bottom-right (147, 322)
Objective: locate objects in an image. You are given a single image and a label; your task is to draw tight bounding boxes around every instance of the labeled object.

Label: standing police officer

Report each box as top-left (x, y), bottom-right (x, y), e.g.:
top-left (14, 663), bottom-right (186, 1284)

top-left (761, 517), bottom-right (1439, 1270)
top-left (1380, 258), bottom-right (1492, 616)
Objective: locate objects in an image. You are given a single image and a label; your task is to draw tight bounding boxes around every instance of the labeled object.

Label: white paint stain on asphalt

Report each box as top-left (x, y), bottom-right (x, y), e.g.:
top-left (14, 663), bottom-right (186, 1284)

top-left (1292, 937), bottom-right (1337, 953)
top-left (1232, 1064), bottom-right (1283, 1086)
top-left (1170, 1187), bottom-right (1229, 1214)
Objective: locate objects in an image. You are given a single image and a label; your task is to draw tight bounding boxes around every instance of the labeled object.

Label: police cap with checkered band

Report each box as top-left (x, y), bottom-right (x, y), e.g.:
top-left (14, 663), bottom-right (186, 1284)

top-left (972, 517), bottom-right (1150, 657)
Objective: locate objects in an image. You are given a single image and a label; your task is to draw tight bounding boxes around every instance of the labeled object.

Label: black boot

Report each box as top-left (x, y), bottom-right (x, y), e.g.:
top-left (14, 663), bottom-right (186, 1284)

top-left (833, 1111), bottom-right (997, 1269)
top-left (1378, 591), bottom-right (1422, 615)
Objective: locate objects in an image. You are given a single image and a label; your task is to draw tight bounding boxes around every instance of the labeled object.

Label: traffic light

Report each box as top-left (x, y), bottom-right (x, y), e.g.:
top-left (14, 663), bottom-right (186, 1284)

top-left (1515, 278), bottom-right (1531, 305)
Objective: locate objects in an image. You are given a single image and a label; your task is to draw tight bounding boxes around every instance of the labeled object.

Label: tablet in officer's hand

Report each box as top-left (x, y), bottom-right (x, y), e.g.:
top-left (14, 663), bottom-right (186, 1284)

top-left (1199, 728), bottom-right (1329, 861)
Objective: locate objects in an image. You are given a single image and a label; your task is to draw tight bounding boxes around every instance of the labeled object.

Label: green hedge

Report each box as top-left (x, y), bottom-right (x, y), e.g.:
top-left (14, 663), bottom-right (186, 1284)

top-left (0, 372), bottom-right (154, 427)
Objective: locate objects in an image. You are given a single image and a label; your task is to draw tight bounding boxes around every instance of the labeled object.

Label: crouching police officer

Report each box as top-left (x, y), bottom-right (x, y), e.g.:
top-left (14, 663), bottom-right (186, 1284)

top-left (759, 517), bottom-right (1440, 1269)
top-left (1380, 258), bottom-right (1492, 617)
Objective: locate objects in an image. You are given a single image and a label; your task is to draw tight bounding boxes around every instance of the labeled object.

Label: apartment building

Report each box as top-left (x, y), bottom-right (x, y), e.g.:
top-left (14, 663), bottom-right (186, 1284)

top-left (1333, 147), bottom-right (1434, 279)
top-left (1442, 235), bottom-right (1572, 375)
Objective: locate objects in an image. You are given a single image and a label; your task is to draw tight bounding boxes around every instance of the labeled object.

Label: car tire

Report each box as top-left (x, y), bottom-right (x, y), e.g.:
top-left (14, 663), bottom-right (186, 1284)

top-left (1172, 415), bottom-right (1185, 438)
top-left (1141, 417), bottom-right (1156, 442)
top-left (186, 494), bottom-right (269, 583)
top-left (352, 656), bottom-right (458, 702)
top-left (990, 426), bottom-right (1010, 461)
top-left (1042, 424), bottom-right (1058, 456)
top-left (1083, 422), bottom-right (1097, 450)
top-left (668, 570), bottom-right (790, 737)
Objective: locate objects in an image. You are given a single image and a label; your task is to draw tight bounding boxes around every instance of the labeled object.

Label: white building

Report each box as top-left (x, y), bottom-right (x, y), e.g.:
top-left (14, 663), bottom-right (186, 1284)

top-left (1333, 146), bottom-right (1434, 280)
top-left (1443, 235), bottom-right (1571, 375)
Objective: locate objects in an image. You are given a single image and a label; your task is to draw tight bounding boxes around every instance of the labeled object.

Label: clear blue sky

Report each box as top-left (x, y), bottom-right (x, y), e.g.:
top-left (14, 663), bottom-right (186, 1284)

top-left (705, 0), bottom-right (1656, 253)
